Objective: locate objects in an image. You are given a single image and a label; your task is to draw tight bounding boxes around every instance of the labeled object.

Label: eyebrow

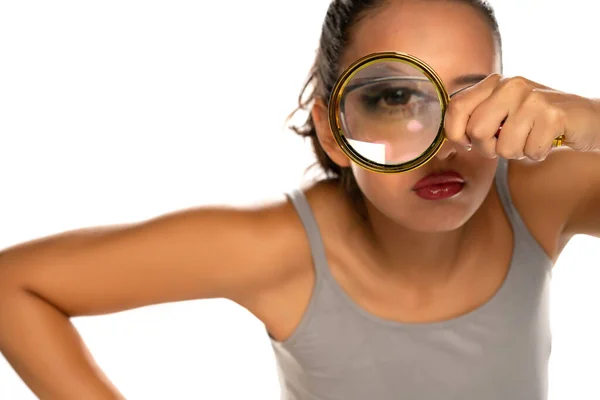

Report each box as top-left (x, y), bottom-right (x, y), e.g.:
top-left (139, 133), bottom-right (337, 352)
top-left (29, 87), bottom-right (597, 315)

top-left (357, 63), bottom-right (424, 78)
top-left (451, 74), bottom-right (489, 86)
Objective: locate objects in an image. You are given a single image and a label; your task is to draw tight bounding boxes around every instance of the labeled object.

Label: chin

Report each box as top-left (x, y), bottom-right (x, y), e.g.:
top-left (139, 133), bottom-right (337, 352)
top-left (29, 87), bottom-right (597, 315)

top-left (366, 190), bottom-right (484, 233)
top-left (398, 210), bottom-right (474, 233)
top-left (397, 201), bottom-right (478, 232)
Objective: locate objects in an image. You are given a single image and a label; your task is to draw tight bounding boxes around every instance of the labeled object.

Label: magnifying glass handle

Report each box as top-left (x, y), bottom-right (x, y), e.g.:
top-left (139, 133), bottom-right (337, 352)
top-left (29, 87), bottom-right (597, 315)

top-left (494, 122), bottom-right (565, 147)
top-left (493, 118), bottom-right (506, 138)
top-left (493, 121), bottom-right (504, 139)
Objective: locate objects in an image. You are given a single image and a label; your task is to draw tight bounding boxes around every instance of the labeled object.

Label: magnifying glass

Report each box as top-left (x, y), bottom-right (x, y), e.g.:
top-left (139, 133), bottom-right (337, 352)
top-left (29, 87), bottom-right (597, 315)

top-left (327, 52), bottom-right (566, 174)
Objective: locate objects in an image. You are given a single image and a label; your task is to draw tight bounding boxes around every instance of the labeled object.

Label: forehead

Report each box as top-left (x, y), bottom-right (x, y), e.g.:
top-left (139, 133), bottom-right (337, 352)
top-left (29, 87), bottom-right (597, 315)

top-left (341, 0), bottom-right (500, 87)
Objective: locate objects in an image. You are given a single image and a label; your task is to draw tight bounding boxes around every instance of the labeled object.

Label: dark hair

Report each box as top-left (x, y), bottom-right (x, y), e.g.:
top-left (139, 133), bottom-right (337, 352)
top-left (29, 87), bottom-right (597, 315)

top-left (288, 0), bottom-right (502, 197)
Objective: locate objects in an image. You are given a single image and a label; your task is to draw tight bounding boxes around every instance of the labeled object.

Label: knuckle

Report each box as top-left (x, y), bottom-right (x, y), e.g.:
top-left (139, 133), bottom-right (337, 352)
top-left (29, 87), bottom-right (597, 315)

top-left (487, 73), bottom-right (503, 83)
top-left (483, 150), bottom-right (499, 159)
top-left (544, 106), bottom-right (565, 125)
top-left (473, 141), bottom-right (499, 159)
top-left (466, 122), bottom-right (488, 140)
top-left (523, 90), bottom-right (546, 107)
top-left (504, 75), bottom-right (531, 91)
top-left (524, 145), bottom-right (548, 161)
top-left (444, 130), bottom-right (463, 143)
top-left (496, 145), bottom-right (522, 160)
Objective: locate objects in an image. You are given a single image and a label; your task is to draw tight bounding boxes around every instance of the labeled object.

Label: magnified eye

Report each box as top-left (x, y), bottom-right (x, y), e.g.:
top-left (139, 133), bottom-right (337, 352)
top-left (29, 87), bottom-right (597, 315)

top-left (362, 86), bottom-right (416, 107)
top-left (359, 84), bottom-right (436, 118)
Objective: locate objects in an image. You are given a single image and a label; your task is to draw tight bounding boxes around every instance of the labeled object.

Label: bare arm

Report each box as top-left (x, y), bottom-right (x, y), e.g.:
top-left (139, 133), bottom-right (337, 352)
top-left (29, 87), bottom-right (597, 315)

top-left (532, 149), bottom-right (600, 239)
top-left (510, 148), bottom-right (600, 260)
top-left (560, 151), bottom-right (600, 239)
top-left (0, 200), bottom-right (304, 399)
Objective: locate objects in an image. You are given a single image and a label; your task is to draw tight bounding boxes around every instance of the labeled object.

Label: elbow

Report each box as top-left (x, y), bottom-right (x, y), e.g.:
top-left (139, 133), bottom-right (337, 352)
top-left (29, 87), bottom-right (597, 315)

top-left (0, 256), bottom-right (73, 321)
top-left (0, 256), bottom-right (26, 347)
top-left (0, 250), bottom-right (35, 309)
top-left (0, 252), bottom-right (19, 296)
top-left (0, 262), bottom-right (25, 313)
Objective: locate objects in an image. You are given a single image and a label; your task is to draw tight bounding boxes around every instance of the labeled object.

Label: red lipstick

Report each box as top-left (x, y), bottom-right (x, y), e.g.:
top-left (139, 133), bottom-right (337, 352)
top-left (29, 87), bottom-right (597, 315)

top-left (412, 171), bottom-right (465, 200)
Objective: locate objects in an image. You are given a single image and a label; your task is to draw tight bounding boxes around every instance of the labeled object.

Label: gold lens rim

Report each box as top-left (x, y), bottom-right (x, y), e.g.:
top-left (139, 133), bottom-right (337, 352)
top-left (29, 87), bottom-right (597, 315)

top-left (328, 52), bottom-right (450, 174)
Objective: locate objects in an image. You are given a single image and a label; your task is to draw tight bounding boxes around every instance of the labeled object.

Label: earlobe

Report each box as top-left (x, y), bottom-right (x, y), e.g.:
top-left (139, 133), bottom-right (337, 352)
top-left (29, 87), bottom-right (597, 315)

top-left (311, 97), bottom-right (351, 168)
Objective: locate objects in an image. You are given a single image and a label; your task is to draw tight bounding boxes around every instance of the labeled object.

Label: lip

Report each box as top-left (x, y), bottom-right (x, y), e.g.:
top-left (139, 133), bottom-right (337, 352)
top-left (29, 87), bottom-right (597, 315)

top-left (412, 171), bottom-right (466, 190)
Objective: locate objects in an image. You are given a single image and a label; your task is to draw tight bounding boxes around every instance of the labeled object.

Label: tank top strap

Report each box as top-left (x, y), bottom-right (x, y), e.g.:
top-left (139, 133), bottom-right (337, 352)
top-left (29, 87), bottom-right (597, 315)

top-left (494, 158), bottom-right (551, 258)
top-left (494, 158), bottom-right (522, 226)
top-left (286, 189), bottom-right (329, 276)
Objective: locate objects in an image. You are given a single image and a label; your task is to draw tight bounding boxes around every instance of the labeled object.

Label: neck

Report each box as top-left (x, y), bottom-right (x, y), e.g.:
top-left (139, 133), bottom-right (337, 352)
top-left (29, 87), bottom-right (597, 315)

top-left (361, 205), bottom-right (482, 287)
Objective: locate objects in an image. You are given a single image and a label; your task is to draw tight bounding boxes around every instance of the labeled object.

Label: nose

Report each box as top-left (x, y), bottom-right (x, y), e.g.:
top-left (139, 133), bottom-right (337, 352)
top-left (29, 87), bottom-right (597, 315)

top-left (434, 140), bottom-right (459, 160)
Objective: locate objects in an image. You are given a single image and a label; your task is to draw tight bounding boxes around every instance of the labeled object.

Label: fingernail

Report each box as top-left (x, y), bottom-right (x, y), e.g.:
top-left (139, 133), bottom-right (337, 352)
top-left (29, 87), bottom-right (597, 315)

top-left (464, 145), bottom-right (472, 152)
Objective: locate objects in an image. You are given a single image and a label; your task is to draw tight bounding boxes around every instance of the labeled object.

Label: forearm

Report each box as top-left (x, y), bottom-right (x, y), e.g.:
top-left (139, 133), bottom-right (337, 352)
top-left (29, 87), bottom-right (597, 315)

top-left (0, 289), bottom-right (125, 400)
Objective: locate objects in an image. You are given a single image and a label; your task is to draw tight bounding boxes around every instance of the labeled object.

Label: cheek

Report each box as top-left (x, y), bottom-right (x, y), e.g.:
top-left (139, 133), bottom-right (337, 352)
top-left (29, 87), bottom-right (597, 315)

top-left (351, 164), bottom-right (416, 201)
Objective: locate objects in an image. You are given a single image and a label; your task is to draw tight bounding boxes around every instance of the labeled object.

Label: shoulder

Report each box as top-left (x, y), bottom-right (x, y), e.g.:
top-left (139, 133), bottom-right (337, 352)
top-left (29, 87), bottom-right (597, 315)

top-left (234, 179), bottom-right (352, 279)
top-left (506, 148), bottom-right (600, 259)
top-left (240, 180), bottom-right (353, 339)
top-left (252, 179), bottom-right (352, 245)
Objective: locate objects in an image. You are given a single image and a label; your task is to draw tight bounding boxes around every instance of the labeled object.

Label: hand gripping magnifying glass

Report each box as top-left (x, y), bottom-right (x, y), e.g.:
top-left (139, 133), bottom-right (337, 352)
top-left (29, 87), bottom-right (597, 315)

top-left (327, 52), bottom-right (565, 174)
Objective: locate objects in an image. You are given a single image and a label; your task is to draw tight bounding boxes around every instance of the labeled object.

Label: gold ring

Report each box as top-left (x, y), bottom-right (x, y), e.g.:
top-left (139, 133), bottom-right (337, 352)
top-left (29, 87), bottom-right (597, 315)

top-left (552, 135), bottom-right (566, 148)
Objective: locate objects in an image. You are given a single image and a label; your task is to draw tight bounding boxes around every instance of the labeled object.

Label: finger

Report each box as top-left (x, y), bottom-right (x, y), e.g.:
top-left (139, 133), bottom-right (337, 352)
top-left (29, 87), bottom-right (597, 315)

top-left (443, 74), bottom-right (502, 147)
top-left (524, 105), bottom-right (566, 161)
top-left (495, 109), bottom-right (532, 160)
top-left (466, 76), bottom-right (532, 158)
top-left (465, 96), bottom-right (505, 159)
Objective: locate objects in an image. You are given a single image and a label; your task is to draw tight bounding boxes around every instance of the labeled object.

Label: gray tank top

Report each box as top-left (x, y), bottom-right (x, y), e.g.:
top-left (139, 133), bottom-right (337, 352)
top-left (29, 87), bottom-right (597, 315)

top-left (270, 158), bottom-right (553, 400)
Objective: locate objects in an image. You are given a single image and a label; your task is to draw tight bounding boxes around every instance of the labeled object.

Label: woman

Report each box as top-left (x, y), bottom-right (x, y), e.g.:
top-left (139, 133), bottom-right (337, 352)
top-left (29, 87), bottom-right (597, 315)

top-left (0, 0), bottom-right (599, 399)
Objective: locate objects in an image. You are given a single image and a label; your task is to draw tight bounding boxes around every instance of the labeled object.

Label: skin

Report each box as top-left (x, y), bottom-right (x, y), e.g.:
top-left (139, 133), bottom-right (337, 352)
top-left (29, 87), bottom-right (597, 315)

top-left (0, 1), bottom-right (599, 398)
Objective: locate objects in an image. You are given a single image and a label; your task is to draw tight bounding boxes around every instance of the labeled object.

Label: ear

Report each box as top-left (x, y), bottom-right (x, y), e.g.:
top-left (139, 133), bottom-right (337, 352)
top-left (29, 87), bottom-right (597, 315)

top-left (311, 97), bottom-right (351, 168)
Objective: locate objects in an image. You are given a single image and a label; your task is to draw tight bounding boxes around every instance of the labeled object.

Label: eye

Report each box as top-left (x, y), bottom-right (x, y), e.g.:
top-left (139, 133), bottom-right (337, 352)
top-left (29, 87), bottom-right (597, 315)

top-left (359, 84), bottom-right (436, 117)
top-left (360, 86), bottom-right (416, 109)
top-left (378, 87), bottom-right (414, 107)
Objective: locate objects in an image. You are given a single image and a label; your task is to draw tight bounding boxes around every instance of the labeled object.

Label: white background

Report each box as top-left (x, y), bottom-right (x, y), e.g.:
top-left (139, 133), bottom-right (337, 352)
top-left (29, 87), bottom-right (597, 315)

top-left (1, 1), bottom-right (599, 399)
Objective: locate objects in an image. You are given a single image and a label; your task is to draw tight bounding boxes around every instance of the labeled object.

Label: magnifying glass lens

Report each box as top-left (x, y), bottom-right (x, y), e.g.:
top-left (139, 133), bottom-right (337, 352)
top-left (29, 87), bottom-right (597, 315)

top-left (336, 59), bottom-right (445, 168)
